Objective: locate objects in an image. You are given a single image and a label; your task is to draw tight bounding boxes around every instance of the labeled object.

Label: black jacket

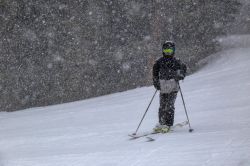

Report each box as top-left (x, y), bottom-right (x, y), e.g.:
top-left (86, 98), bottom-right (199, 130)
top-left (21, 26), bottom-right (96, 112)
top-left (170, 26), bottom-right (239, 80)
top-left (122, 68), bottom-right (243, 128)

top-left (152, 57), bottom-right (187, 89)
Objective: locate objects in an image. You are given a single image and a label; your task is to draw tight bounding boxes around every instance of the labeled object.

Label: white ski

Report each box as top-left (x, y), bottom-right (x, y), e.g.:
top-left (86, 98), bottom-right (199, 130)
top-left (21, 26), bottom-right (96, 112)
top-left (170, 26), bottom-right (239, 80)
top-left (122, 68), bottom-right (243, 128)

top-left (129, 121), bottom-right (189, 141)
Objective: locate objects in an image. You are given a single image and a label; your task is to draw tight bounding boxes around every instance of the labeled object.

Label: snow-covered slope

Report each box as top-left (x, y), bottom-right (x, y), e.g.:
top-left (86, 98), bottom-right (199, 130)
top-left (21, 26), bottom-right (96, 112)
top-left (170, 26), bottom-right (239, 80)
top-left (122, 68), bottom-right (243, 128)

top-left (0, 47), bottom-right (250, 166)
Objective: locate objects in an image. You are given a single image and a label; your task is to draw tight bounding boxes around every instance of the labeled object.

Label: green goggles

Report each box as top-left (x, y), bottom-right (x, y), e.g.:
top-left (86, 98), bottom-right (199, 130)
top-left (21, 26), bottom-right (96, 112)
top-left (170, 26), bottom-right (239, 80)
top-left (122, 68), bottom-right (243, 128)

top-left (163, 48), bottom-right (174, 54)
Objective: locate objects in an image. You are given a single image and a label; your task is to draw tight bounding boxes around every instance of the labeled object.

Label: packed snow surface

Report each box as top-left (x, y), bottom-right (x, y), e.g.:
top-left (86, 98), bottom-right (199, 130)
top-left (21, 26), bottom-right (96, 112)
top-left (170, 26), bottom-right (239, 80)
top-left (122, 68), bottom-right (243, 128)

top-left (0, 47), bottom-right (250, 166)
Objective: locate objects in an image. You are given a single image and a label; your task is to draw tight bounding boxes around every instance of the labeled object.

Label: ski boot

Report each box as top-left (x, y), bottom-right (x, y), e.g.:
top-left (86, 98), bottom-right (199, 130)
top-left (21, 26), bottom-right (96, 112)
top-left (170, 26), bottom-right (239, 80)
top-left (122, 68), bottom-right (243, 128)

top-left (153, 124), bottom-right (171, 133)
top-left (161, 125), bottom-right (171, 133)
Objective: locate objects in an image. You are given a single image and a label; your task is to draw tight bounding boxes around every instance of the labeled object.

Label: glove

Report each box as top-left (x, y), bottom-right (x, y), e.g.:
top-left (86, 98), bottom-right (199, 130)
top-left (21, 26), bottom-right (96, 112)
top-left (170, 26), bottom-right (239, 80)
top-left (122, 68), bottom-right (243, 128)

top-left (175, 70), bottom-right (185, 81)
top-left (154, 84), bottom-right (160, 90)
top-left (153, 79), bottom-right (160, 90)
top-left (175, 75), bottom-right (185, 81)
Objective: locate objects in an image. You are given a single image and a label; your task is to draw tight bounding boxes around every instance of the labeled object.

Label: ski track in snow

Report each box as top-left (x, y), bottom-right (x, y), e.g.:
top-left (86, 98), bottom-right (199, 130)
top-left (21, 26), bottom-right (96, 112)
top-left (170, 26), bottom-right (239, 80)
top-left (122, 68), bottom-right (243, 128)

top-left (0, 47), bottom-right (250, 165)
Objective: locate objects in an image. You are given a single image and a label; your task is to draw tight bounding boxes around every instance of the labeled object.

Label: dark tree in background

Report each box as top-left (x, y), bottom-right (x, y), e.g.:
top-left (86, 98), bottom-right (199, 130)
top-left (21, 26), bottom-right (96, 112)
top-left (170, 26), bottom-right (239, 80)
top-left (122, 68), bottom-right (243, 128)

top-left (148, 0), bottom-right (242, 68)
top-left (0, 0), bottom-right (242, 111)
top-left (228, 0), bottom-right (250, 34)
top-left (172, 0), bottom-right (242, 66)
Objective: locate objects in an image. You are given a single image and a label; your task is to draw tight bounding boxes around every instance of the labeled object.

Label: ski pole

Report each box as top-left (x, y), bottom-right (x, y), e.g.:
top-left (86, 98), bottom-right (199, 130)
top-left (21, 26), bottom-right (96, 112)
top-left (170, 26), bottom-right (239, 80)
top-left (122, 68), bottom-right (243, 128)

top-left (132, 89), bottom-right (158, 135)
top-left (177, 82), bottom-right (194, 132)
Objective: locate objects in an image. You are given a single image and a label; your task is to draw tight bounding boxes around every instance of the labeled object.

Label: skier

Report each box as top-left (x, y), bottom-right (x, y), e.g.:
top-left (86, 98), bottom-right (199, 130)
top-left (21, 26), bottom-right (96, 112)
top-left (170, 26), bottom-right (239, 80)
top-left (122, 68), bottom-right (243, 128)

top-left (152, 41), bottom-right (187, 133)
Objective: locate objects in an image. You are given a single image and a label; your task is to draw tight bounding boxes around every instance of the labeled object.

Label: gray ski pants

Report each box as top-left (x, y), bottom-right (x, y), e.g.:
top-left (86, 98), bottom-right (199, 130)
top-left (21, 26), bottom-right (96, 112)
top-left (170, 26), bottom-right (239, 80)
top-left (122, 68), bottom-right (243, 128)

top-left (159, 92), bottom-right (178, 126)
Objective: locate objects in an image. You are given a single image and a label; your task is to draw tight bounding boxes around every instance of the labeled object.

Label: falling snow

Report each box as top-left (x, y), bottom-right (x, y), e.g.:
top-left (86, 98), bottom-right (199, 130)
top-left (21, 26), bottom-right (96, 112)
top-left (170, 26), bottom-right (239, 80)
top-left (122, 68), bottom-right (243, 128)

top-left (0, 0), bottom-right (248, 111)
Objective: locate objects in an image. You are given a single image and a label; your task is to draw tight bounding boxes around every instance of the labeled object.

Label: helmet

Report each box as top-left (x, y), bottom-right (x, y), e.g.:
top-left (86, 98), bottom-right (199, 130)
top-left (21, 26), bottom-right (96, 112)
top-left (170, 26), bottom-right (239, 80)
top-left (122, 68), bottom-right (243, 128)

top-left (162, 41), bottom-right (175, 56)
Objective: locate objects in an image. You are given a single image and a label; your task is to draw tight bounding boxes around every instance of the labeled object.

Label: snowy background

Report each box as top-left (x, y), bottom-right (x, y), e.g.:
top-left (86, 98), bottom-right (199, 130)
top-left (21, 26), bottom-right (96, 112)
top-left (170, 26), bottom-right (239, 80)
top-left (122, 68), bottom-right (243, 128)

top-left (0, 35), bottom-right (250, 166)
top-left (1, 1), bottom-right (250, 164)
top-left (0, 0), bottom-right (248, 111)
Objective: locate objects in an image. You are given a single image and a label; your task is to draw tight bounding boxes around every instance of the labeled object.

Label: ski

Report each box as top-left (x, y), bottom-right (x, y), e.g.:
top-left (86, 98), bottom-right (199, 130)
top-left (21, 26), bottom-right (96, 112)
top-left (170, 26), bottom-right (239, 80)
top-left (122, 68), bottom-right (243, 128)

top-left (128, 121), bottom-right (188, 141)
top-left (128, 131), bottom-right (159, 140)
